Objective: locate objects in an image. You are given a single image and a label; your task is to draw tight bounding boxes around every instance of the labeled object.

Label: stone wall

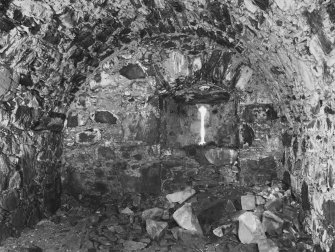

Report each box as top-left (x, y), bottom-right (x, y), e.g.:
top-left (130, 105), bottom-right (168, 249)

top-left (63, 62), bottom-right (161, 201)
top-left (0, 67), bottom-right (63, 241)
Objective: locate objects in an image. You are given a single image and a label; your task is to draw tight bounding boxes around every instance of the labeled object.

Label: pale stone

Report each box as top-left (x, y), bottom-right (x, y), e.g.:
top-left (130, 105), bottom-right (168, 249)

top-left (256, 196), bottom-right (266, 205)
top-left (166, 187), bottom-right (196, 204)
top-left (142, 207), bottom-right (164, 220)
top-left (192, 57), bottom-right (202, 72)
top-left (241, 195), bottom-right (256, 210)
top-left (213, 226), bottom-right (224, 237)
top-left (0, 66), bottom-right (13, 96)
top-left (273, 0), bottom-right (295, 11)
top-left (205, 148), bottom-right (237, 166)
top-left (257, 238), bottom-right (279, 252)
top-left (244, 0), bottom-right (258, 13)
top-left (213, 224), bottom-right (231, 237)
top-left (172, 203), bottom-right (203, 235)
top-left (235, 65), bottom-right (253, 91)
top-left (146, 219), bottom-right (168, 240)
top-left (162, 51), bottom-right (189, 83)
top-left (238, 212), bottom-right (265, 244)
top-left (120, 207), bottom-right (134, 215)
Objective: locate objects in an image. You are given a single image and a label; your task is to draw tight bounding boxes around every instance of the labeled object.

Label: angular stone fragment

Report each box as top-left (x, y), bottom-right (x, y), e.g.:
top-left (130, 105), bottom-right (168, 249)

top-left (244, 0), bottom-right (258, 13)
top-left (67, 114), bottom-right (78, 127)
top-left (226, 199), bottom-right (236, 213)
top-left (173, 203), bottom-right (203, 235)
top-left (235, 65), bottom-right (253, 90)
top-left (146, 219), bottom-right (168, 240)
top-left (122, 240), bottom-right (147, 251)
top-left (257, 238), bottom-right (279, 252)
top-left (205, 148), bottom-right (237, 166)
top-left (142, 207), bottom-right (164, 220)
top-left (262, 210), bottom-right (284, 236)
top-left (166, 187), bottom-right (195, 204)
top-left (75, 129), bottom-right (101, 144)
top-left (1, 189), bottom-right (19, 211)
top-left (119, 64), bottom-right (146, 80)
top-left (273, 0), bottom-right (295, 11)
top-left (0, 66), bottom-right (13, 96)
top-left (265, 198), bottom-right (283, 212)
top-left (238, 212), bottom-right (265, 244)
top-left (241, 195), bottom-right (256, 210)
top-left (120, 207), bottom-right (134, 215)
top-left (94, 111), bottom-right (117, 124)
top-left (256, 196), bottom-right (266, 205)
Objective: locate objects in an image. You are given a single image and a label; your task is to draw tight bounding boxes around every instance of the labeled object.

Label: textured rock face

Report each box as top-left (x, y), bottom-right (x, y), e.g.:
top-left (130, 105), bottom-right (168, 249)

top-left (0, 0), bottom-right (334, 249)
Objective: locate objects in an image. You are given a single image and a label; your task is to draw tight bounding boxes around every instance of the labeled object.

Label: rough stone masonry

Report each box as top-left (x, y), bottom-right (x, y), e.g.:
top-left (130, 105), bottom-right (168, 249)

top-left (0, 0), bottom-right (335, 251)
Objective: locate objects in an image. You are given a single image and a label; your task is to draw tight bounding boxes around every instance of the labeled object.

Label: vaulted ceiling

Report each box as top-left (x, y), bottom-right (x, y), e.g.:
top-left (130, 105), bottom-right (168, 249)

top-left (0, 0), bottom-right (334, 123)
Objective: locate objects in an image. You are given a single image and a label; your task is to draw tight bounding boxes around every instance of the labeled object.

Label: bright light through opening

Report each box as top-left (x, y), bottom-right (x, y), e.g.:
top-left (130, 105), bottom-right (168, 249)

top-left (198, 105), bottom-right (207, 145)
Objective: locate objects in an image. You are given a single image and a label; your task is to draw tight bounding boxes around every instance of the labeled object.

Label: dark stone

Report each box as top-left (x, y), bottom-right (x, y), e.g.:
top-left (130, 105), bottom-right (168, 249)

top-left (293, 138), bottom-right (298, 157)
top-left (140, 163), bottom-right (161, 195)
top-left (327, 118), bottom-right (332, 130)
top-left (19, 74), bottom-right (34, 86)
top-left (253, 0), bottom-right (269, 10)
top-left (318, 32), bottom-right (333, 55)
top-left (133, 154), bottom-right (142, 161)
top-left (15, 105), bottom-right (33, 128)
top-left (94, 111), bottom-right (117, 124)
top-left (323, 200), bottom-right (335, 226)
top-left (282, 132), bottom-right (292, 147)
top-left (119, 64), bottom-right (146, 80)
top-left (43, 174), bottom-right (61, 214)
top-left (198, 200), bottom-right (226, 232)
top-left (174, 92), bottom-right (230, 105)
top-left (241, 124), bottom-right (255, 146)
top-left (301, 181), bottom-right (310, 211)
top-left (271, 66), bottom-right (285, 75)
top-left (43, 30), bottom-right (61, 45)
top-left (78, 132), bottom-right (97, 143)
top-left (163, 41), bottom-right (176, 48)
top-left (303, 9), bottom-right (323, 34)
top-left (282, 171), bottom-right (291, 191)
top-left (208, 2), bottom-right (231, 28)
top-left (325, 106), bottom-right (335, 115)
top-left (327, 3), bottom-right (335, 24)
top-left (259, 156), bottom-right (277, 171)
top-left (266, 105), bottom-right (279, 120)
top-left (98, 146), bottom-right (115, 160)
top-left (170, 0), bottom-right (184, 12)
top-left (67, 114), bottom-right (78, 127)
top-left (330, 166), bottom-right (333, 189)
top-left (77, 32), bottom-right (95, 48)
top-left (94, 181), bottom-right (109, 194)
top-left (0, 17), bottom-right (15, 32)
top-left (230, 244), bottom-right (258, 252)
top-left (217, 122), bottom-right (239, 147)
top-left (2, 190), bottom-right (19, 211)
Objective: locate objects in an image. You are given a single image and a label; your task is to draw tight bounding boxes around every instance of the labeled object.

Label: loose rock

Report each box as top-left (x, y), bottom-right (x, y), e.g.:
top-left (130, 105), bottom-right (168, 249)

top-left (172, 203), bottom-right (203, 235)
top-left (146, 219), bottom-right (168, 240)
top-left (166, 187), bottom-right (196, 204)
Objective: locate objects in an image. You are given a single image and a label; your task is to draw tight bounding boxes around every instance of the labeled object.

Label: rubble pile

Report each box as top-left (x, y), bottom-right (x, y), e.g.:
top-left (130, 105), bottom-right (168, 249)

top-left (0, 164), bottom-right (315, 252)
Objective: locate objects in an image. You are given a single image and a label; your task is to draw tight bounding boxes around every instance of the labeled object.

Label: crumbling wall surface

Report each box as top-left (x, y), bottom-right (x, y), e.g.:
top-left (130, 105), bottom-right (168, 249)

top-left (1, 0), bottom-right (335, 248)
top-left (0, 67), bottom-right (63, 241)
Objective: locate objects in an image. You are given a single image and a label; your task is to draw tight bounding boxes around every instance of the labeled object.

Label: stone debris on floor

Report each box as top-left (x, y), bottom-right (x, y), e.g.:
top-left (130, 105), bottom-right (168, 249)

top-left (0, 163), bottom-right (316, 252)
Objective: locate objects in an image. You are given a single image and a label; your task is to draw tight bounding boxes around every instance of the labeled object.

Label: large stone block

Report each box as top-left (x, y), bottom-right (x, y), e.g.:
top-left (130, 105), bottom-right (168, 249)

top-left (240, 155), bottom-right (277, 186)
top-left (94, 110), bottom-right (117, 124)
top-left (75, 129), bottom-right (101, 144)
top-left (205, 148), bottom-right (237, 166)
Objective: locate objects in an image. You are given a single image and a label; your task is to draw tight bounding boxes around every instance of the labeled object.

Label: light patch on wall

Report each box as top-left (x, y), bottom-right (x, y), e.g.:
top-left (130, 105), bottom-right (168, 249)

top-left (198, 105), bottom-right (207, 145)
